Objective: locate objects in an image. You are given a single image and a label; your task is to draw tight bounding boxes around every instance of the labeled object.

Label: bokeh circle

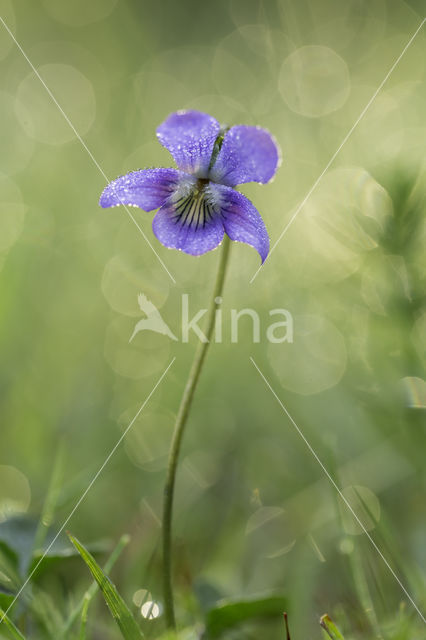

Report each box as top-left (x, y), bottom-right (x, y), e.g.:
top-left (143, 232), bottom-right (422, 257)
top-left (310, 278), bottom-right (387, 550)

top-left (16, 64), bottom-right (96, 145)
top-left (279, 45), bottom-right (350, 117)
top-left (268, 314), bottom-right (347, 395)
top-left (42, 0), bottom-right (118, 26)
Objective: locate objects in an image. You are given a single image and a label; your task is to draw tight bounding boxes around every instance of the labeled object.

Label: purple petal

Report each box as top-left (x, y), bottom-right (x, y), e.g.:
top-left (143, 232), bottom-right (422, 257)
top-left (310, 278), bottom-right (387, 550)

top-left (152, 200), bottom-right (224, 256)
top-left (210, 125), bottom-right (280, 186)
top-left (210, 184), bottom-right (270, 262)
top-left (156, 110), bottom-right (220, 177)
top-left (99, 168), bottom-right (183, 211)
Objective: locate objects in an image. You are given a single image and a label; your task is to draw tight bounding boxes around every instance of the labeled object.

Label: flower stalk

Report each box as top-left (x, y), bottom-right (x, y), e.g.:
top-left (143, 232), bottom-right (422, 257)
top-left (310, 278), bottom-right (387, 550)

top-left (162, 235), bottom-right (231, 629)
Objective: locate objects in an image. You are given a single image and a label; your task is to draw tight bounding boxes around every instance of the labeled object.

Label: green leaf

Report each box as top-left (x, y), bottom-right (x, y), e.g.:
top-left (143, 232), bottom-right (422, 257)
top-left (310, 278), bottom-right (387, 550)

top-left (0, 593), bottom-right (14, 612)
top-left (0, 516), bottom-right (107, 580)
top-left (320, 614), bottom-right (345, 640)
top-left (0, 609), bottom-right (27, 640)
top-left (0, 549), bottom-right (21, 597)
top-left (0, 517), bottom-right (36, 577)
top-left (68, 534), bottom-right (144, 640)
top-left (205, 594), bottom-right (288, 637)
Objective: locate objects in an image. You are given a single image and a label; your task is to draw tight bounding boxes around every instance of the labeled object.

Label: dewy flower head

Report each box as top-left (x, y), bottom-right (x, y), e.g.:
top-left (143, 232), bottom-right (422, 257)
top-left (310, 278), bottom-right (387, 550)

top-left (99, 110), bottom-right (280, 262)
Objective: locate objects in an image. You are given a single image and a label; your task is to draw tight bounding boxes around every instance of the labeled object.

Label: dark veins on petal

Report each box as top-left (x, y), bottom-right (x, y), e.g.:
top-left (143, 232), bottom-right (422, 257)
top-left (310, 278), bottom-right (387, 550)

top-left (171, 179), bottom-right (216, 231)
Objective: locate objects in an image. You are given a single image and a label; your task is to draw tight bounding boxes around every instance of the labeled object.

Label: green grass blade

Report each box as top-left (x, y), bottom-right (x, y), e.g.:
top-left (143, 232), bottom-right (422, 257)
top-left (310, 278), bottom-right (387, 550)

top-left (68, 534), bottom-right (143, 640)
top-left (33, 444), bottom-right (64, 556)
top-left (79, 594), bottom-right (90, 640)
top-left (61, 533), bottom-right (129, 638)
top-left (320, 614), bottom-right (345, 639)
top-left (28, 589), bottom-right (65, 638)
top-left (0, 609), bottom-right (27, 640)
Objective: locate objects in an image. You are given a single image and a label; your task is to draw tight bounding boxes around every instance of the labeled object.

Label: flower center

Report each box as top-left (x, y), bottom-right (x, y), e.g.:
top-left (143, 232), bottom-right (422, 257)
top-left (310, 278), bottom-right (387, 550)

top-left (171, 178), bottom-right (217, 230)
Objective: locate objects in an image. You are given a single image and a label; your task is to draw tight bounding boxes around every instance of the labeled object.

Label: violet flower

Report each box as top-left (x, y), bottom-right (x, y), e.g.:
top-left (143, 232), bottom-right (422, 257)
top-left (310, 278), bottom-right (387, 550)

top-left (99, 110), bottom-right (280, 262)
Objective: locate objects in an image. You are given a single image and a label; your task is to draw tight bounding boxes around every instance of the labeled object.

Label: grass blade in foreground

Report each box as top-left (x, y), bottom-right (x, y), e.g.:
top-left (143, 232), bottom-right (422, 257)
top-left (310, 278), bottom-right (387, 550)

top-left (61, 534), bottom-right (129, 638)
top-left (320, 614), bottom-right (345, 639)
top-left (68, 534), bottom-right (144, 640)
top-left (0, 608), bottom-right (27, 640)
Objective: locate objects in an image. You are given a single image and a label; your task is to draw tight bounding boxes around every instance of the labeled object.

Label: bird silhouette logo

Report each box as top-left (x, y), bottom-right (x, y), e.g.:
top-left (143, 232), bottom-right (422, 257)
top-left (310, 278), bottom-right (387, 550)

top-left (129, 294), bottom-right (178, 343)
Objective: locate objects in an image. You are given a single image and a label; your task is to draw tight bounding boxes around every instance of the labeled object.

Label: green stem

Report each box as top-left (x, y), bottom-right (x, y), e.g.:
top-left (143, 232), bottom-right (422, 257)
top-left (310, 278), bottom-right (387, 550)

top-left (162, 235), bottom-right (231, 629)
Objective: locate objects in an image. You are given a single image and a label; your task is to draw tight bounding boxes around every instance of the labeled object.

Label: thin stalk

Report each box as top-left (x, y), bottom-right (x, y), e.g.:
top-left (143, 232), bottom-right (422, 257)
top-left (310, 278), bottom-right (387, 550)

top-left (162, 235), bottom-right (231, 629)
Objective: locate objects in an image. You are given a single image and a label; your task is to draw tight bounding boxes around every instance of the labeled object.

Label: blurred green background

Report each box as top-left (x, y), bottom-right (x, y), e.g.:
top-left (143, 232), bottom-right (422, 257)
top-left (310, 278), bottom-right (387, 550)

top-left (0, 0), bottom-right (425, 638)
